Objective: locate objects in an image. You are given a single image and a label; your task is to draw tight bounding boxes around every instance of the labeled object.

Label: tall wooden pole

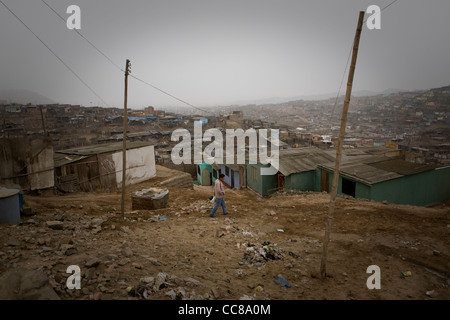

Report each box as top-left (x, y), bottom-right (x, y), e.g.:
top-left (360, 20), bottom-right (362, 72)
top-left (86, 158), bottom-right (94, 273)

top-left (121, 59), bottom-right (131, 218)
top-left (320, 11), bottom-right (365, 279)
top-left (39, 105), bottom-right (47, 136)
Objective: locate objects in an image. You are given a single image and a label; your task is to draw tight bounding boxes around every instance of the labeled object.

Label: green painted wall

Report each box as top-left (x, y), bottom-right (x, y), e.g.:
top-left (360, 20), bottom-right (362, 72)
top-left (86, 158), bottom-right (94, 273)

top-left (246, 163), bottom-right (277, 195)
top-left (284, 171), bottom-right (315, 191)
top-left (355, 182), bottom-right (371, 200)
top-left (371, 167), bottom-right (450, 206)
top-left (317, 166), bottom-right (450, 206)
top-left (196, 162), bottom-right (217, 186)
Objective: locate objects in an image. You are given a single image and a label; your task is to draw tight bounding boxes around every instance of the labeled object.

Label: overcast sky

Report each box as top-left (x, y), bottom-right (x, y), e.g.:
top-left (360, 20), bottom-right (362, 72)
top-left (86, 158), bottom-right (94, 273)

top-left (1, 0), bottom-right (450, 109)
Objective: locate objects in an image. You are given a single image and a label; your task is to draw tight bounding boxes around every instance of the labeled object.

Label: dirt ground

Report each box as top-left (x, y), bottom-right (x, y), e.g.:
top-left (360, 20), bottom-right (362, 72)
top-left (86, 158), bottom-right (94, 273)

top-left (1, 165), bottom-right (449, 300)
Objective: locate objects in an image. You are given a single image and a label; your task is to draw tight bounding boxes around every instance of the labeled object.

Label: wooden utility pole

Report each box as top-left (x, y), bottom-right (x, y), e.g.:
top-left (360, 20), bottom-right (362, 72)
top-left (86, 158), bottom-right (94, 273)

top-left (121, 59), bottom-right (131, 218)
top-left (39, 105), bottom-right (47, 136)
top-left (320, 11), bottom-right (365, 279)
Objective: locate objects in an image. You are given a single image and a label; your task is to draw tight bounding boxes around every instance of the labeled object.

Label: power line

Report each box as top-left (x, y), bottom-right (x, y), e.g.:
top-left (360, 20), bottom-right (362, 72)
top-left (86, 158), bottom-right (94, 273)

top-left (40, 0), bottom-right (125, 73)
top-left (330, 0), bottom-right (400, 119)
top-left (381, 0), bottom-right (399, 12)
top-left (39, 0), bottom-right (212, 115)
top-left (0, 0), bottom-right (110, 107)
top-left (129, 74), bottom-right (212, 114)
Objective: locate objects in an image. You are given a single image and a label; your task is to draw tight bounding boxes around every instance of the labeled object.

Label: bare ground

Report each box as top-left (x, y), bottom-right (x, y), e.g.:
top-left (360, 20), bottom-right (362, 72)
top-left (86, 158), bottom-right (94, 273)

top-left (1, 165), bottom-right (449, 300)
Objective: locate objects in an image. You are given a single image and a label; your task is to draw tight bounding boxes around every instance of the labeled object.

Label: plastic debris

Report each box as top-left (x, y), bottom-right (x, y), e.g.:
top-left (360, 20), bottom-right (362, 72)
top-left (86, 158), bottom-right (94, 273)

top-left (401, 271), bottom-right (412, 277)
top-left (275, 276), bottom-right (292, 288)
top-left (254, 286), bottom-right (264, 293)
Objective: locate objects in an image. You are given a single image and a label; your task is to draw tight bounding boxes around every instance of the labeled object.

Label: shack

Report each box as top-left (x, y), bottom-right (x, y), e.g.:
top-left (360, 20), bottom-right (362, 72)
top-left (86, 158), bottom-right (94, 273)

top-left (0, 137), bottom-right (54, 192)
top-left (317, 156), bottom-right (450, 206)
top-left (246, 147), bottom-right (334, 196)
top-left (54, 141), bottom-right (156, 192)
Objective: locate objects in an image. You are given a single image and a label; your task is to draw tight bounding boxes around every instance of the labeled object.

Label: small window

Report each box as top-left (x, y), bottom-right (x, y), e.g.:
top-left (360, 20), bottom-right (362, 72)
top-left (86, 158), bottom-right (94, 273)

top-left (342, 178), bottom-right (356, 197)
top-left (225, 166), bottom-right (230, 177)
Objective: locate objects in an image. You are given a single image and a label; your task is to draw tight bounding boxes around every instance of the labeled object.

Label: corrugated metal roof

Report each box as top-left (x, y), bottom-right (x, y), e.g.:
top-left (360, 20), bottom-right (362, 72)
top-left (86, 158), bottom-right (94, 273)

top-left (55, 141), bottom-right (153, 157)
top-left (319, 155), bottom-right (434, 185)
top-left (368, 158), bottom-right (435, 176)
top-left (53, 154), bottom-right (89, 168)
top-left (278, 147), bottom-right (335, 176)
top-left (334, 162), bottom-right (402, 185)
top-left (54, 141), bottom-right (154, 167)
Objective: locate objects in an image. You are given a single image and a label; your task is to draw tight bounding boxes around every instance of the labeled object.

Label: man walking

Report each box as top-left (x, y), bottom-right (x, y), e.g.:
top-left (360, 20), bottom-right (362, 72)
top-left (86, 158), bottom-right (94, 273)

top-left (210, 173), bottom-right (229, 217)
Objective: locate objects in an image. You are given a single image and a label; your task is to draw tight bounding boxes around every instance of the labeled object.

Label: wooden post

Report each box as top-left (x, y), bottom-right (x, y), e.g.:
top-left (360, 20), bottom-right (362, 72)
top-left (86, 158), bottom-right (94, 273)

top-left (320, 11), bottom-right (365, 279)
top-left (121, 59), bottom-right (131, 218)
top-left (39, 105), bottom-right (47, 136)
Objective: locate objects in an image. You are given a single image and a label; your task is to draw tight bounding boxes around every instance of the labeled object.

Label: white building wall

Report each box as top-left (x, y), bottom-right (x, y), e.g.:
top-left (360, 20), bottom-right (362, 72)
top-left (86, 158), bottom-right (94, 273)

top-left (111, 145), bottom-right (156, 187)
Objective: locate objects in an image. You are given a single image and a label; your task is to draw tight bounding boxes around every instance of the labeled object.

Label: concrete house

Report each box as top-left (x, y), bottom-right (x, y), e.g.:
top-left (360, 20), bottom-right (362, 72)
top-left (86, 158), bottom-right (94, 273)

top-left (54, 141), bottom-right (156, 192)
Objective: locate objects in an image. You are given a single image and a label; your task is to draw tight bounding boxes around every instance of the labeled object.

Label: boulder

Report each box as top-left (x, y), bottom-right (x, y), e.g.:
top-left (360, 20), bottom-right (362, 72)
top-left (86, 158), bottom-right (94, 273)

top-left (0, 268), bottom-right (60, 300)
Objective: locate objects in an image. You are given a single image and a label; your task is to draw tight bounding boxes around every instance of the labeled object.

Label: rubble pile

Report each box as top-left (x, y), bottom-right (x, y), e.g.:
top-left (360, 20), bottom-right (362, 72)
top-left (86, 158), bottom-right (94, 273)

top-left (242, 241), bottom-right (284, 266)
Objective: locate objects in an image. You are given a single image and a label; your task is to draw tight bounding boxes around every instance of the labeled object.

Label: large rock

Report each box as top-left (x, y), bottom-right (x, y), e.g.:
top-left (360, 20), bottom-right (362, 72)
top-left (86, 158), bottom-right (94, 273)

top-left (46, 221), bottom-right (64, 230)
top-left (131, 188), bottom-right (169, 210)
top-left (0, 268), bottom-right (60, 300)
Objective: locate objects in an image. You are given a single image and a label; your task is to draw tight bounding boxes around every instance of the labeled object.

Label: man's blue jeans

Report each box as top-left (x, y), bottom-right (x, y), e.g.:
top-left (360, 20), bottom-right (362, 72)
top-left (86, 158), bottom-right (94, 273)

top-left (210, 198), bottom-right (228, 216)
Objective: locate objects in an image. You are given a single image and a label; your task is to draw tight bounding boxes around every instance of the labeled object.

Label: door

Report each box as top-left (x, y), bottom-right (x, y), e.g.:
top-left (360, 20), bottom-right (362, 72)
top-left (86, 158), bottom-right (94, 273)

top-left (201, 168), bottom-right (211, 186)
top-left (321, 170), bottom-right (329, 192)
top-left (277, 172), bottom-right (284, 190)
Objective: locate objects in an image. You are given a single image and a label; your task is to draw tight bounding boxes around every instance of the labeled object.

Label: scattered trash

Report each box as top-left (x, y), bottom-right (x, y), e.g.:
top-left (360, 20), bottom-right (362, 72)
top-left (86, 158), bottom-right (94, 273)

top-left (216, 230), bottom-right (225, 238)
top-left (277, 229), bottom-right (284, 232)
top-left (126, 285), bottom-right (152, 299)
top-left (426, 290), bottom-right (436, 298)
top-left (401, 271), bottom-right (412, 278)
top-left (275, 276), bottom-right (292, 288)
top-left (254, 285), bottom-right (264, 293)
top-left (126, 286), bottom-right (135, 296)
top-left (157, 215), bottom-right (167, 221)
top-left (243, 241), bottom-right (283, 265)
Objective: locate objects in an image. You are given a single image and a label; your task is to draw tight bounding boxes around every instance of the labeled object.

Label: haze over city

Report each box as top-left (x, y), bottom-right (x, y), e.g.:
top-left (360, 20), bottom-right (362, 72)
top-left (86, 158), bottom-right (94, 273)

top-left (1, 0), bottom-right (450, 109)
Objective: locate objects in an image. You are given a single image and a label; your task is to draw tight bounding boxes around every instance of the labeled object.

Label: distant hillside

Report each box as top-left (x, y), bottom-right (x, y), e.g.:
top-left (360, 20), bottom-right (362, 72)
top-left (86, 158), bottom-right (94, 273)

top-left (228, 89), bottom-right (406, 106)
top-left (0, 90), bottom-right (56, 105)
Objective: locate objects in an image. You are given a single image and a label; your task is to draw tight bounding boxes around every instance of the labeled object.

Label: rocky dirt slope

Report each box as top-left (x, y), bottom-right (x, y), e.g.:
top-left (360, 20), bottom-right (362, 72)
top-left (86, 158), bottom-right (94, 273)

top-left (0, 166), bottom-right (449, 300)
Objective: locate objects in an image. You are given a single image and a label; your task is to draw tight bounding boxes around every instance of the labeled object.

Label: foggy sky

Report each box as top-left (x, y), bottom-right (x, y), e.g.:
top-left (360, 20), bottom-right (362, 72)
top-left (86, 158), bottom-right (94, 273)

top-left (1, 0), bottom-right (450, 110)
